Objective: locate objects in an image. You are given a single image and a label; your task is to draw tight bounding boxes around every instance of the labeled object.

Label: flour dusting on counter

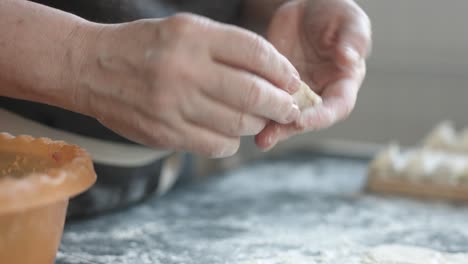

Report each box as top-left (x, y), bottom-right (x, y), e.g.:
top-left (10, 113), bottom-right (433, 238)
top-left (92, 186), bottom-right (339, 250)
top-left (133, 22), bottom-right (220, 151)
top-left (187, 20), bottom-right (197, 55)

top-left (57, 155), bottom-right (468, 264)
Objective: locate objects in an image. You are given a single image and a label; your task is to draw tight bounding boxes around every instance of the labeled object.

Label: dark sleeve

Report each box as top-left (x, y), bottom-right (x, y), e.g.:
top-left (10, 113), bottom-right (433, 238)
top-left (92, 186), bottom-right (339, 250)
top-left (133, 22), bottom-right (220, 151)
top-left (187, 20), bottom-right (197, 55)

top-left (29, 0), bottom-right (243, 24)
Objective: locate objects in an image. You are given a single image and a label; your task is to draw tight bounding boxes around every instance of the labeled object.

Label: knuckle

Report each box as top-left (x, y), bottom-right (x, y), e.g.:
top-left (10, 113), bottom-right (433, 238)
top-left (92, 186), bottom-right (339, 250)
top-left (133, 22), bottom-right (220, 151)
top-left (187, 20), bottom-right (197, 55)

top-left (277, 93), bottom-right (294, 120)
top-left (167, 13), bottom-right (197, 37)
top-left (279, 60), bottom-right (294, 85)
top-left (166, 13), bottom-right (212, 41)
top-left (249, 34), bottom-right (271, 69)
top-left (244, 76), bottom-right (262, 110)
top-left (233, 112), bottom-right (247, 135)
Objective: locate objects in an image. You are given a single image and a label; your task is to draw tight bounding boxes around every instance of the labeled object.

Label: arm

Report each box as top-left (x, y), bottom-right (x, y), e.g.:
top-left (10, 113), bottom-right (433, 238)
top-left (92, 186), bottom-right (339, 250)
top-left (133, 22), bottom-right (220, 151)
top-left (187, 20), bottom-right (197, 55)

top-left (0, 0), bottom-right (89, 114)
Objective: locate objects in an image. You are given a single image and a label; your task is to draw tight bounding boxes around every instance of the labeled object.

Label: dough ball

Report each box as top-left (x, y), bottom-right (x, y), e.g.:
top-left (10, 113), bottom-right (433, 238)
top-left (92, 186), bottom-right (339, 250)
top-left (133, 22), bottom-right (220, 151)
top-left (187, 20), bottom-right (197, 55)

top-left (292, 81), bottom-right (322, 110)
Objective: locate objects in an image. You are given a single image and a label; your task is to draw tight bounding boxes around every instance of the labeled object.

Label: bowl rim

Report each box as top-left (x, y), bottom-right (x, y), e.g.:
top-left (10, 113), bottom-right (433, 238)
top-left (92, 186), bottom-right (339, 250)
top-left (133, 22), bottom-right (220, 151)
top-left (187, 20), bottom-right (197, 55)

top-left (0, 133), bottom-right (97, 214)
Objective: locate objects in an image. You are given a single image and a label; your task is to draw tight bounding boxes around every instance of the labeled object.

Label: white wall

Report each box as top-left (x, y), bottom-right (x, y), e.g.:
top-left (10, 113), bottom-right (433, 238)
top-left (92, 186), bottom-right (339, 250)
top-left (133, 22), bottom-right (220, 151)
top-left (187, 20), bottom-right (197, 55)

top-left (303, 0), bottom-right (468, 146)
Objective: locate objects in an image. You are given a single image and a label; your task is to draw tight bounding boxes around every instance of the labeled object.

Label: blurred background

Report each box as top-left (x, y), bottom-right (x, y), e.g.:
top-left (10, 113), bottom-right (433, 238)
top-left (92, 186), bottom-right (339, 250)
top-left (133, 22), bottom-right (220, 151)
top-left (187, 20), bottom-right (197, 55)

top-left (286, 0), bottom-right (468, 147)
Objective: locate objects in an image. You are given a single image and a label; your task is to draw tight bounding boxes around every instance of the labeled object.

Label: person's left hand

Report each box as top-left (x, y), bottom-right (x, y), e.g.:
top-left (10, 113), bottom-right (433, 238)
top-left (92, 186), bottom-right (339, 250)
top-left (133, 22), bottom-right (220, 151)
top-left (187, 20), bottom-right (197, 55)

top-left (255, 0), bottom-right (372, 150)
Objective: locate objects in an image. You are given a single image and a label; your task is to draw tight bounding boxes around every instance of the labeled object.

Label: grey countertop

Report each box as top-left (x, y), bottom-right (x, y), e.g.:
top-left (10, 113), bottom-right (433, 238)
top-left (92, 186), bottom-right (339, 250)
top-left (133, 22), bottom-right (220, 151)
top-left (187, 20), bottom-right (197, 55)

top-left (56, 153), bottom-right (468, 264)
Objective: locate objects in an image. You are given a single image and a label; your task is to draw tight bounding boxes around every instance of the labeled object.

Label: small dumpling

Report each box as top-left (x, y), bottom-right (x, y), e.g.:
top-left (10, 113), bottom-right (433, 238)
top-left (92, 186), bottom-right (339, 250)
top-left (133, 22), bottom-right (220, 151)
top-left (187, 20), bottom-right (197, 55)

top-left (292, 81), bottom-right (322, 110)
top-left (403, 152), bottom-right (426, 181)
top-left (422, 121), bottom-right (457, 150)
top-left (369, 144), bottom-right (400, 178)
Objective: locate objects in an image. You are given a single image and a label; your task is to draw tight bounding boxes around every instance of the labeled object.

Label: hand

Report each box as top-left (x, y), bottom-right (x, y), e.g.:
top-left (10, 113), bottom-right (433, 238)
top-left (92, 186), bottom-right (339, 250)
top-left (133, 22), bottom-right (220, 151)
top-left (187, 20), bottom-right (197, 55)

top-left (73, 14), bottom-right (302, 158)
top-left (255, 0), bottom-right (372, 150)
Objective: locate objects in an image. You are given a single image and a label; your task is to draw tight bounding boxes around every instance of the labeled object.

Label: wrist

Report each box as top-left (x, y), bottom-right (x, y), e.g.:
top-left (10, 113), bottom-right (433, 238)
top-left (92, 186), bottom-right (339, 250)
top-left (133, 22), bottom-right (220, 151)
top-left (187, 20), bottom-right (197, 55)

top-left (67, 21), bottom-right (129, 119)
top-left (61, 20), bottom-right (105, 117)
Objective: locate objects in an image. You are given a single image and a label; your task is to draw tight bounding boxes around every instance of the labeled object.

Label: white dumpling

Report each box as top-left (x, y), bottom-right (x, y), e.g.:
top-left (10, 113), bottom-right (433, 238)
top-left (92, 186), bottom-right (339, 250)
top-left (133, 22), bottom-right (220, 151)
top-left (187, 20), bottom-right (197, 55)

top-left (431, 163), bottom-right (457, 185)
top-left (369, 145), bottom-right (401, 178)
top-left (403, 152), bottom-right (426, 181)
top-left (370, 150), bottom-right (391, 177)
top-left (292, 81), bottom-right (322, 110)
top-left (422, 121), bottom-right (457, 150)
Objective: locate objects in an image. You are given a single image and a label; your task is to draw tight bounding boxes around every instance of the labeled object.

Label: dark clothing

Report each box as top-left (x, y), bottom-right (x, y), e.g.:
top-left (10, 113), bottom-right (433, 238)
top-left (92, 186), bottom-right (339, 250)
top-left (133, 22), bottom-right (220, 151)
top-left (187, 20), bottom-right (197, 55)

top-left (30, 0), bottom-right (243, 24)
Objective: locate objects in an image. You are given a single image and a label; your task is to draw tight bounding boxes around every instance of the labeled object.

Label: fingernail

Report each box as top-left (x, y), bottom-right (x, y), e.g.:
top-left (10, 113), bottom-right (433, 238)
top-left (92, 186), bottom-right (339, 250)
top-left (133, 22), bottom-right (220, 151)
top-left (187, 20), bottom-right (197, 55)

top-left (261, 124), bottom-right (281, 152)
top-left (287, 74), bottom-right (301, 94)
top-left (285, 104), bottom-right (300, 123)
top-left (261, 136), bottom-right (275, 152)
top-left (261, 144), bottom-right (276, 152)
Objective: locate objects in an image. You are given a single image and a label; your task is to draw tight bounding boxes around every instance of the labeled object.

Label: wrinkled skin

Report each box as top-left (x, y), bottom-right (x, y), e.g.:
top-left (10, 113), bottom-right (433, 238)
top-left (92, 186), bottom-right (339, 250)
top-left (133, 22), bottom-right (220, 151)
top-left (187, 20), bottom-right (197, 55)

top-left (255, 0), bottom-right (372, 150)
top-left (77, 14), bottom-right (302, 158)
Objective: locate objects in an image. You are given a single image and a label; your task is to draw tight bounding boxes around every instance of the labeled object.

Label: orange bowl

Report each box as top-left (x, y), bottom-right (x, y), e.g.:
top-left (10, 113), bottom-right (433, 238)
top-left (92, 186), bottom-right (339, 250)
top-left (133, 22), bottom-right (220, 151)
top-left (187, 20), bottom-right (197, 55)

top-left (0, 133), bottom-right (96, 264)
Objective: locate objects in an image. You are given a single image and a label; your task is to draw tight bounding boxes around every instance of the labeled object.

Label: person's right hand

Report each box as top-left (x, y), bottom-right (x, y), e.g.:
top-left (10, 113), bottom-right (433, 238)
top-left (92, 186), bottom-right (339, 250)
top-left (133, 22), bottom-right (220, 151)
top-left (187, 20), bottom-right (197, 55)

top-left (72, 14), bottom-right (301, 158)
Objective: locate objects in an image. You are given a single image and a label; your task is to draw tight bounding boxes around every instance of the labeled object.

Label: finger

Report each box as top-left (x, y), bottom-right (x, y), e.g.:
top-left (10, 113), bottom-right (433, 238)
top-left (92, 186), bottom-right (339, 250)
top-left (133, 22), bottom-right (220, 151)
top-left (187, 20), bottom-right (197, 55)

top-left (209, 24), bottom-right (301, 94)
top-left (204, 63), bottom-right (300, 125)
top-left (89, 84), bottom-right (239, 158)
top-left (255, 94), bottom-right (348, 151)
top-left (297, 60), bottom-right (366, 129)
top-left (256, 69), bottom-right (364, 151)
top-left (335, 9), bottom-right (372, 68)
top-left (180, 122), bottom-right (241, 158)
top-left (255, 96), bottom-right (355, 152)
top-left (297, 77), bottom-right (359, 130)
top-left (183, 91), bottom-right (267, 137)
top-left (255, 121), bottom-right (300, 151)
